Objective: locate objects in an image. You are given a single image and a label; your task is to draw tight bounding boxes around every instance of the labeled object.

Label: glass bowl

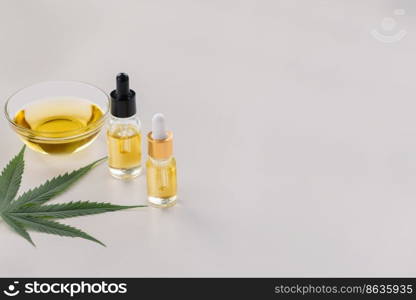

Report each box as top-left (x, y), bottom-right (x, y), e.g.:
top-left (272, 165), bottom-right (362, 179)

top-left (4, 81), bottom-right (109, 155)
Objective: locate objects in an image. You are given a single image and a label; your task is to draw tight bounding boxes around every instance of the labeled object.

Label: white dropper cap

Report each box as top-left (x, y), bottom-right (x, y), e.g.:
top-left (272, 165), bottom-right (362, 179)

top-left (151, 113), bottom-right (168, 140)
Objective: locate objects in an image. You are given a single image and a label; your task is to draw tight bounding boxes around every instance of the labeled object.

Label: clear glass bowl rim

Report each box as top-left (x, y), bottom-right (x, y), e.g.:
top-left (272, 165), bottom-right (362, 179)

top-left (4, 80), bottom-right (110, 140)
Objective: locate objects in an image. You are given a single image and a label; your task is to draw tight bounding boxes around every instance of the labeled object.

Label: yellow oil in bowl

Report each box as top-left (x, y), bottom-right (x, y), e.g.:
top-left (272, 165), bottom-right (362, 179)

top-left (12, 97), bottom-right (105, 154)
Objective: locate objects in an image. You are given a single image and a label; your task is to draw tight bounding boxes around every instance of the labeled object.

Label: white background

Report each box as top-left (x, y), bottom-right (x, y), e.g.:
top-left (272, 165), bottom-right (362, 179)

top-left (0, 0), bottom-right (416, 277)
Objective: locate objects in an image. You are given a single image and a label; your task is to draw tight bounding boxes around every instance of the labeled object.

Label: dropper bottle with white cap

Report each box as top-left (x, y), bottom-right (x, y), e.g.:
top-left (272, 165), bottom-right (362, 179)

top-left (146, 113), bottom-right (177, 207)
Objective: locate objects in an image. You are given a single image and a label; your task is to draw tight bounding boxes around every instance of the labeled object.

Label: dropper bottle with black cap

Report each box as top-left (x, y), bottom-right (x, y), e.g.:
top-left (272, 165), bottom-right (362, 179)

top-left (107, 73), bottom-right (142, 179)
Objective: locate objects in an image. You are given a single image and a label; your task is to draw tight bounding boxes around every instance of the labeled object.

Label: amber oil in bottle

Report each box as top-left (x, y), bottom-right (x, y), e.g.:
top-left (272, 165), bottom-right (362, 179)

top-left (107, 73), bottom-right (142, 179)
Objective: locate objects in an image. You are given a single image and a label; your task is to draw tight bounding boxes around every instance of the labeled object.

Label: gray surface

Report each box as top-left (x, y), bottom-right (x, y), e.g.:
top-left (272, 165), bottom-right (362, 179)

top-left (1, 0), bottom-right (416, 276)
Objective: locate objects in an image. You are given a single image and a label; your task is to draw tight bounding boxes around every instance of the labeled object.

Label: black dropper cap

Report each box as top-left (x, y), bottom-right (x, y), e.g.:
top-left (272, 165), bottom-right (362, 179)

top-left (110, 73), bottom-right (136, 118)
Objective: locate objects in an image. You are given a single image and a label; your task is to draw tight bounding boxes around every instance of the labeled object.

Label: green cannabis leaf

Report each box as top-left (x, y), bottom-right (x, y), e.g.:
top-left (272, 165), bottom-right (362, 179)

top-left (0, 146), bottom-right (145, 246)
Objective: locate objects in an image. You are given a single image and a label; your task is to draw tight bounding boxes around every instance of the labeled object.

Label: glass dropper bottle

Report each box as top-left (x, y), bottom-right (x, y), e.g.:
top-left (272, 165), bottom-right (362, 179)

top-left (146, 113), bottom-right (178, 207)
top-left (107, 73), bottom-right (142, 179)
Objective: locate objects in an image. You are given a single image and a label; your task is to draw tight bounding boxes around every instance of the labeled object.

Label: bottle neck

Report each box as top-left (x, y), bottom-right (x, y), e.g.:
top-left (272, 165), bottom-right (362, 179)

top-left (110, 114), bottom-right (137, 122)
top-left (149, 156), bottom-right (173, 164)
top-left (109, 114), bottom-right (141, 131)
